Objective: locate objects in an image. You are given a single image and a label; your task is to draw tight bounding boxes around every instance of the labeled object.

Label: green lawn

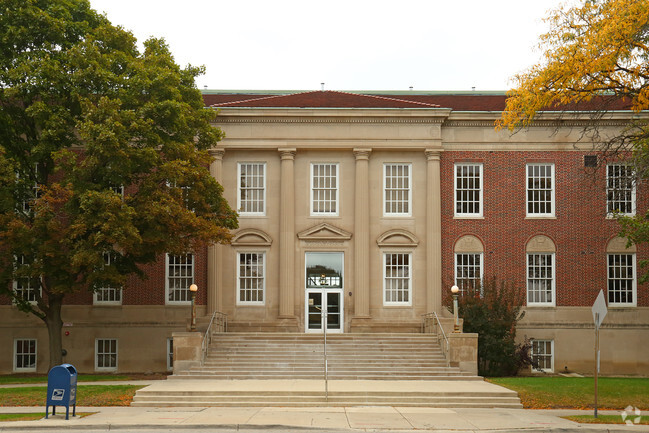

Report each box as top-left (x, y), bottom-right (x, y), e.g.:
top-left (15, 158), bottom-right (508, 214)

top-left (562, 414), bottom-right (649, 425)
top-left (0, 374), bottom-right (131, 385)
top-left (487, 377), bottom-right (649, 410)
top-left (0, 385), bottom-right (144, 406)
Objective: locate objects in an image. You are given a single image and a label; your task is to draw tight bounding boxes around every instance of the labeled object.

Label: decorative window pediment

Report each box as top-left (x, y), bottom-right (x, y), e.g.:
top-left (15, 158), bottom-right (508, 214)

top-left (526, 235), bottom-right (556, 253)
top-left (454, 235), bottom-right (484, 253)
top-left (297, 223), bottom-right (352, 241)
top-left (606, 236), bottom-right (636, 253)
top-left (376, 229), bottom-right (419, 248)
top-left (231, 229), bottom-right (273, 247)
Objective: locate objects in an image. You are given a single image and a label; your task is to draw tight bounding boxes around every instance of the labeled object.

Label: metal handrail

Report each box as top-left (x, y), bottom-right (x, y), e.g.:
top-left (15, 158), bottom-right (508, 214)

top-left (201, 311), bottom-right (227, 364)
top-left (421, 312), bottom-right (450, 367)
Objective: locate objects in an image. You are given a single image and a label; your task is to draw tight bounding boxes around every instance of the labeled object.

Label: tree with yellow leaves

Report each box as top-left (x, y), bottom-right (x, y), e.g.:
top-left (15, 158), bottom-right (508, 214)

top-left (499, 0), bottom-right (649, 276)
top-left (499, 0), bottom-right (648, 139)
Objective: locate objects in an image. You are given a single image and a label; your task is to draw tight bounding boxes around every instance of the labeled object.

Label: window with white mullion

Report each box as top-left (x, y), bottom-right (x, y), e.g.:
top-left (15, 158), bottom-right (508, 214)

top-left (607, 164), bottom-right (635, 216)
top-left (527, 253), bottom-right (554, 305)
top-left (14, 339), bottom-right (37, 372)
top-left (526, 164), bottom-right (554, 216)
top-left (237, 252), bottom-right (265, 304)
top-left (238, 162), bottom-right (266, 215)
top-left (95, 338), bottom-right (117, 371)
top-left (13, 255), bottom-right (41, 303)
top-left (166, 254), bottom-right (194, 304)
top-left (531, 340), bottom-right (553, 372)
top-left (607, 253), bottom-right (636, 306)
top-left (311, 163), bottom-right (338, 215)
top-left (167, 338), bottom-right (174, 371)
top-left (455, 253), bottom-right (482, 294)
top-left (94, 252), bottom-right (122, 304)
top-left (455, 163), bottom-right (482, 217)
top-left (384, 163), bottom-right (411, 216)
top-left (383, 253), bottom-right (411, 305)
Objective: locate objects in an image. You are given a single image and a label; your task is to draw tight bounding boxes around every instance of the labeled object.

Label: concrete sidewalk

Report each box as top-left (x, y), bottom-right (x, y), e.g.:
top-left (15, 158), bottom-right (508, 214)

top-left (0, 405), bottom-right (643, 432)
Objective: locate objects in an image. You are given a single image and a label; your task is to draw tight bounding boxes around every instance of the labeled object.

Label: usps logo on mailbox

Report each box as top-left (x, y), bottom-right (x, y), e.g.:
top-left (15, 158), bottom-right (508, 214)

top-left (51, 389), bottom-right (65, 401)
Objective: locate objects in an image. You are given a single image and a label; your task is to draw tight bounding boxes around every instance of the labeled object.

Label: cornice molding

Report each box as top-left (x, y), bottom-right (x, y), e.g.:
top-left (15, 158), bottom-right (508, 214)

top-left (214, 117), bottom-right (446, 125)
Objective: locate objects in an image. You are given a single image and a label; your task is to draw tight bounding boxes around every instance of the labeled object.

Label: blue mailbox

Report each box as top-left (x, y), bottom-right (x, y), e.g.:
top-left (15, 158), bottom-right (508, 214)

top-left (45, 364), bottom-right (77, 420)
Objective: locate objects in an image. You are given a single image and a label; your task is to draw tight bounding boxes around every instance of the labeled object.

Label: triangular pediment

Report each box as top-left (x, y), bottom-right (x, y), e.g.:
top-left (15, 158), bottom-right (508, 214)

top-left (297, 223), bottom-right (352, 241)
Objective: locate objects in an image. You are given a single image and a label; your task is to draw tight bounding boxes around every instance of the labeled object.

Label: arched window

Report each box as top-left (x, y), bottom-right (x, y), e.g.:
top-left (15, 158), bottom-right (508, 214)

top-left (526, 235), bottom-right (556, 306)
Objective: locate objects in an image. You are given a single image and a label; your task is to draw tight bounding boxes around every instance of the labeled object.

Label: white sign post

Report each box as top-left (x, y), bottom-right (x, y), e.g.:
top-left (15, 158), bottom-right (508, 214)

top-left (591, 290), bottom-right (608, 418)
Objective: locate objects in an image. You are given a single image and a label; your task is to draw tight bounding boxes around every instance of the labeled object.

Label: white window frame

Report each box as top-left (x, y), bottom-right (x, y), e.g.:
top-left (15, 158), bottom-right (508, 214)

top-left (454, 163), bottom-right (483, 217)
top-left (167, 338), bottom-right (174, 372)
top-left (454, 253), bottom-right (483, 294)
top-left (14, 339), bottom-right (37, 372)
top-left (310, 163), bottom-right (339, 216)
top-left (18, 163), bottom-right (41, 215)
top-left (383, 252), bottom-right (412, 306)
top-left (165, 253), bottom-right (194, 305)
top-left (526, 163), bottom-right (555, 217)
top-left (237, 162), bottom-right (266, 216)
top-left (606, 163), bottom-right (635, 216)
top-left (12, 255), bottom-right (41, 304)
top-left (95, 338), bottom-right (118, 371)
top-left (383, 163), bottom-right (412, 216)
top-left (94, 252), bottom-right (122, 305)
top-left (526, 253), bottom-right (556, 306)
top-left (607, 253), bottom-right (637, 307)
top-left (531, 339), bottom-right (554, 373)
top-left (236, 251), bottom-right (266, 305)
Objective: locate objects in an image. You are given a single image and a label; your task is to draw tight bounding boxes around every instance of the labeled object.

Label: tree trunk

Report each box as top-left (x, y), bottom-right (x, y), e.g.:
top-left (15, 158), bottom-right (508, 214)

top-left (43, 293), bottom-right (64, 369)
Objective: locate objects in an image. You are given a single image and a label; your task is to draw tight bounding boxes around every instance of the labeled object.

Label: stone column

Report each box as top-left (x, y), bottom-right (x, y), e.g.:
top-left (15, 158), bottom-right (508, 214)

top-left (425, 149), bottom-right (443, 314)
top-left (278, 148), bottom-right (297, 318)
top-left (207, 149), bottom-right (225, 314)
top-left (353, 148), bottom-right (372, 318)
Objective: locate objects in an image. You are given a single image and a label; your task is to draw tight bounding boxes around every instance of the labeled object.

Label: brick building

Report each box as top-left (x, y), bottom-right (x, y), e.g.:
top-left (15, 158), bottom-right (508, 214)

top-left (2, 90), bottom-right (648, 375)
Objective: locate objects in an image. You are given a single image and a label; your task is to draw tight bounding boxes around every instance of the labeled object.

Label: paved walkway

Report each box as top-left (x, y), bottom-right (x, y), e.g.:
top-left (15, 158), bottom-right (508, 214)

top-left (0, 406), bottom-right (642, 432)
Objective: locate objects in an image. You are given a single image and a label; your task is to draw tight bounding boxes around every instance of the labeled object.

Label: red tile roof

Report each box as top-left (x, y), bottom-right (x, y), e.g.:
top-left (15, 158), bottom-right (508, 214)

top-left (206, 91), bottom-right (440, 109)
top-left (202, 91), bottom-right (631, 112)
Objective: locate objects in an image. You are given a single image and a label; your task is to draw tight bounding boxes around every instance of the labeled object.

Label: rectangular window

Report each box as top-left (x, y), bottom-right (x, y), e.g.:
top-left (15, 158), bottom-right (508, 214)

top-left (455, 253), bottom-right (482, 294)
top-left (14, 339), bottom-right (37, 372)
top-left (455, 163), bottom-right (482, 217)
top-left (237, 252), bottom-right (265, 304)
top-left (167, 338), bottom-right (174, 372)
top-left (95, 338), bottom-right (117, 371)
top-left (311, 163), bottom-right (338, 215)
top-left (531, 339), bottom-right (553, 372)
top-left (526, 164), bottom-right (554, 216)
top-left (13, 255), bottom-right (40, 303)
top-left (527, 253), bottom-right (555, 305)
top-left (607, 164), bottom-right (635, 216)
top-left (608, 254), bottom-right (636, 306)
top-left (383, 253), bottom-right (411, 305)
top-left (238, 162), bottom-right (266, 215)
top-left (94, 252), bottom-right (122, 305)
top-left (384, 163), bottom-right (411, 216)
top-left (18, 163), bottom-right (41, 215)
top-left (166, 254), bottom-right (194, 304)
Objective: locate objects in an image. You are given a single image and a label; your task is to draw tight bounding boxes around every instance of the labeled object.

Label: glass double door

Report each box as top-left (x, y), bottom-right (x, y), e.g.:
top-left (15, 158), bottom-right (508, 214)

top-left (306, 290), bottom-right (343, 333)
top-left (305, 252), bottom-right (344, 333)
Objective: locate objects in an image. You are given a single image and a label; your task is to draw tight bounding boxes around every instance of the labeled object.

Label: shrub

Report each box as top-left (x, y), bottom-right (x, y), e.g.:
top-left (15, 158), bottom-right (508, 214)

top-left (446, 278), bottom-right (535, 376)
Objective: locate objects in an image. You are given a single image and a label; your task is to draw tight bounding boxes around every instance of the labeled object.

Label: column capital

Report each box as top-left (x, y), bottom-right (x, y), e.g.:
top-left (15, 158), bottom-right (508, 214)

top-left (353, 148), bottom-right (372, 160)
top-left (209, 148), bottom-right (226, 159)
top-left (425, 149), bottom-right (443, 161)
top-left (278, 148), bottom-right (297, 160)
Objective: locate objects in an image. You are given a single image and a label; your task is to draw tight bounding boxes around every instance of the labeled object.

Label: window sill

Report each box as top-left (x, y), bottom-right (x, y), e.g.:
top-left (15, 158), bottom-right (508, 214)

top-left (525, 216), bottom-right (557, 220)
top-left (454, 215), bottom-right (484, 220)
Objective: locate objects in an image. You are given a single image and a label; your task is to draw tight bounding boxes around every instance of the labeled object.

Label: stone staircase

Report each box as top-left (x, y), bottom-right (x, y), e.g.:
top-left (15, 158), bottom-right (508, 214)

top-left (171, 333), bottom-right (476, 380)
top-left (131, 333), bottom-right (523, 408)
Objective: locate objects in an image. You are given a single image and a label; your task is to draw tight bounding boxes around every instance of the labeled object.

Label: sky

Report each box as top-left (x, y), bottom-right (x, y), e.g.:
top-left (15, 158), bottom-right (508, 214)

top-left (88, 0), bottom-right (567, 92)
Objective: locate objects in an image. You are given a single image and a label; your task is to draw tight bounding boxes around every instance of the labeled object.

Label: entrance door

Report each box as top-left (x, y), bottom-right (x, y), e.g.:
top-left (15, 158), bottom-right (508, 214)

top-left (305, 252), bottom-right (344, 333)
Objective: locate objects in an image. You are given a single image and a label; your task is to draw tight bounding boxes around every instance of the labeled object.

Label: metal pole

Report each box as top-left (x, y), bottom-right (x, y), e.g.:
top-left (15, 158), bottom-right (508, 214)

top-left (594, 313), bottom-right (599, 418)
top-left (324, 303), bottom-right (328, 403)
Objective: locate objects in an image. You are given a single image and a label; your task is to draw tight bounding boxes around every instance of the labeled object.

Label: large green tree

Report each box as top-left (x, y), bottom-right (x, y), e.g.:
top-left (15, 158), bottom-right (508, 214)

top-left (498, 0), bottom-right (649, 273)
top-left (0, 0), bottom-right (238, 368)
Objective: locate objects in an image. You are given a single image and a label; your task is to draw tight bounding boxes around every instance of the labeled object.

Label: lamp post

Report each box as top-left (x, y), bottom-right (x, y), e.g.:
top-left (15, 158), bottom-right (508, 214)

top-left (189, 284), bottom-right (198, 332)
top-left (451, 285), bottom-right (460, 333)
